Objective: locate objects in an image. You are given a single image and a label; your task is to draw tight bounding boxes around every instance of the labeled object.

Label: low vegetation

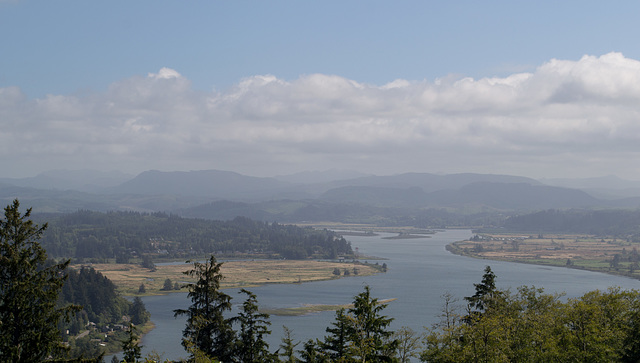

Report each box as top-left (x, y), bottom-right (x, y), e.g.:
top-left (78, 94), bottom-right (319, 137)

top-left (450, 232), bottom-right (640, 279)
top-left (261, 298), bottom-right (397, 316)
top-left (82, 259), bottom-right (383, 296)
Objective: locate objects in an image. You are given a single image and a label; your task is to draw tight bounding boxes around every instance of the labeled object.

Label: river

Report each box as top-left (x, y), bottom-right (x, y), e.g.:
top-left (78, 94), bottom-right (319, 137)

top-left (118, 230), bottom-right (640, 361)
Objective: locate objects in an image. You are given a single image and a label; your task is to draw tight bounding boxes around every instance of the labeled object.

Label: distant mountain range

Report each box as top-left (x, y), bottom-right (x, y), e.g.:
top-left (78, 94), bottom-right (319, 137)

top-left (319, 182), bottom-right (598, 210)
top-left (109, 169), bottom-right (290, 200)
top-left (540, 175), bottom-right (640, 199)
top-left (0, 169), bottom-right (133, 192)
top-left (1, 169), bottom-right (640, 223)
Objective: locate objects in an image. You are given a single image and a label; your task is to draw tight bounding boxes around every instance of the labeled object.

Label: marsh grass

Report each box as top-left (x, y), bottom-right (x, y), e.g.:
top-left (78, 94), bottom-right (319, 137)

top-left (76, 260), bottom-right (380, 295)
top-left (261, 298), bottom-right (398, 316)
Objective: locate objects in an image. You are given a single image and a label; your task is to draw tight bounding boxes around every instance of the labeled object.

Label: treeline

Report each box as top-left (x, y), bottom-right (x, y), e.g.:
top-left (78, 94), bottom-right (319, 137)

top-left (38, 210), bottom-right (352, 261)
top-left (180, 200), bottom-right (505, 229)
top-left (503, 209), bottom-right (640, 238)
top-left (60, 267), bottom-right (149, 331)
top-left (423, 266), bottom-right (640, 362)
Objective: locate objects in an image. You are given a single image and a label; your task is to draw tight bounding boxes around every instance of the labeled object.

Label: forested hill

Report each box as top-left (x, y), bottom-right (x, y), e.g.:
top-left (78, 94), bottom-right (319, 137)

top-left (40, 210), bottom-right (352, 261)
top-left (58, 266), bottom-right (150, 357)
top-left (504, 209), bottom-right (640, 238)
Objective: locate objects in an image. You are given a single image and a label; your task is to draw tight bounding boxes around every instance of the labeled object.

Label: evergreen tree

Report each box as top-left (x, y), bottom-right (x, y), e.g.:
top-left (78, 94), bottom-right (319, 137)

top-left (320, 308), bottom-right (350, 361)
top-left (279, 326), bottom-right (300, 363)
top-left (141, 254), bottom-right (155, 271)
top-left (234, 289), bottom-right (277, 362)
top-left (174, 255), bottom-right (235, 361)
top-left (121, 323), bottom-right (142, 363)
top-left (347, 285), bottom-right (398, 362)
top-left (0, 199), bottom-right (78, 362)
top-left (162, 278), bottom-right (173, 291)
top-left (465, 265), bottom-right (499, 313)
top-left (129, 296), bottom-right (149, 325)
top-left (321, 287), bottom-right (397, 362)
top-left (299, 339), bottom-right (329, 363)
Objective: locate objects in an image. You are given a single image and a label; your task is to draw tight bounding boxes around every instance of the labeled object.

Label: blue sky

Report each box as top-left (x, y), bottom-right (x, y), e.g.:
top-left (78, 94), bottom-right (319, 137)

top-left (2, 1), bottom-right (640, 179)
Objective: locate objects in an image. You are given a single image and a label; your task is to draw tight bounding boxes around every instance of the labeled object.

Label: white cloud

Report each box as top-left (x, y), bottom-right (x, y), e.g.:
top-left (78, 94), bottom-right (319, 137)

top-left (2, 53), bottom-right (640, 179)
top-left (148, 67), bottom-right (182, 80)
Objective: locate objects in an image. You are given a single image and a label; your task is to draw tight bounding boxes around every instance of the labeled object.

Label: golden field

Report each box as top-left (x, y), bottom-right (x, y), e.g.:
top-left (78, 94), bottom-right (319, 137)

top-left (76, 259), bottom-right (380, 295)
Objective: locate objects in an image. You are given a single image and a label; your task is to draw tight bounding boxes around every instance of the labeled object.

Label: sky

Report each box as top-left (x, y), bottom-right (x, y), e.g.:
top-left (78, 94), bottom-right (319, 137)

top-left (2, 1), bottom-right (640, 180)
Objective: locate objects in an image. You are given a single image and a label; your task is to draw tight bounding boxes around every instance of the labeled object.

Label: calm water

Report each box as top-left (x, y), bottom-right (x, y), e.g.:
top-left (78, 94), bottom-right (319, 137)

top-left (120, 230), bottom-right (640, 361)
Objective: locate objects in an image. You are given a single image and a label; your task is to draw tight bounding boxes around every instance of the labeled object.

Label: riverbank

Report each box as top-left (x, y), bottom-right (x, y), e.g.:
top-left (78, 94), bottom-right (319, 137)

top-left (126, 230), bottom-right (640, 361)
top-left (448, 232), bottom-right (640, 280)
top-left (81, 259), bottom-right (384, 296)
top-left (95, 258), bottom-right (383, 360)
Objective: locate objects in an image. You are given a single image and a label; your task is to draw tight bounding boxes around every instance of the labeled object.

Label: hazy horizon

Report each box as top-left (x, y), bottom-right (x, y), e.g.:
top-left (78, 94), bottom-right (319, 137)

top-left (3, 2), bottom-right (640, 180)
top-left (4, 167), bottom-right (640, 186)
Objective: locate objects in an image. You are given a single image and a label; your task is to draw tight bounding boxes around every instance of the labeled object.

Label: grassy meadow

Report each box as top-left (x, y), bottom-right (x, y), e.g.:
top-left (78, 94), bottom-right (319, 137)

top-left (77, 259), bottom-right (382, 296)
top-left (449, 233), bottom-right (640, 279)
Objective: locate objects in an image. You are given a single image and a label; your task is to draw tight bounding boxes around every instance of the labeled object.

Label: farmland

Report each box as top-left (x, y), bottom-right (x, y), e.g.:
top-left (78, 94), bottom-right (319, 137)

top-left (449, 233), bottom-right (640, 279)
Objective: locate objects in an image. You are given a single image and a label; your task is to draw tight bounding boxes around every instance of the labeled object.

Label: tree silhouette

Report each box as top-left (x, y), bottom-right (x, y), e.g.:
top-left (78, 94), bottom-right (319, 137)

top-left (0, 199), bottom-right (78, 362)
top-left (174, 255), bottom-right (235, 361)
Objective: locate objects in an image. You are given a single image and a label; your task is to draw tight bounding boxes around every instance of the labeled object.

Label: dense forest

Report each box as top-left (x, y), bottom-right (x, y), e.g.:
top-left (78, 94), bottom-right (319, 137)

top-left (179, 200), bottom-right (506, 229)
top-left (37, 210), bottom-right (353, 261)
top-left (503, 209), bottom-right (640, 239)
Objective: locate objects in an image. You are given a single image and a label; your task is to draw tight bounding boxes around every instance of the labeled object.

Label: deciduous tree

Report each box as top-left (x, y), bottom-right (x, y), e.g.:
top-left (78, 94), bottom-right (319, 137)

top-left (394, 326), bottom-right (421, 363)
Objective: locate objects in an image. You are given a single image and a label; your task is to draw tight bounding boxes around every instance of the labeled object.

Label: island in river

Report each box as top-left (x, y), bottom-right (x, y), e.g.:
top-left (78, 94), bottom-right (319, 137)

top-left (83, 259), bottom-right (384, 296)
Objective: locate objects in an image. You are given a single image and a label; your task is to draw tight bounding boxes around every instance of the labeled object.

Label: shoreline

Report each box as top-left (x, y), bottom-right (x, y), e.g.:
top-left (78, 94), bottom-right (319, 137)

top-left (446, 233), bottom-right (640, 281)
top-left (101, 259), bottom-right (385, 359)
